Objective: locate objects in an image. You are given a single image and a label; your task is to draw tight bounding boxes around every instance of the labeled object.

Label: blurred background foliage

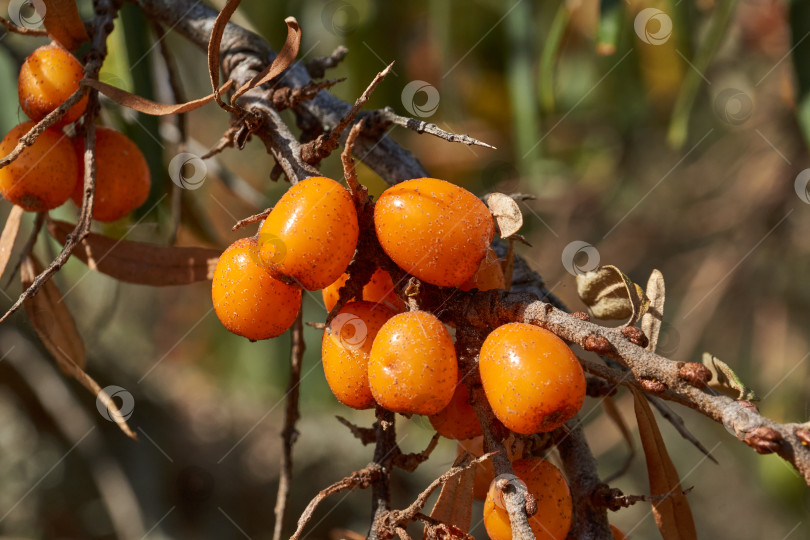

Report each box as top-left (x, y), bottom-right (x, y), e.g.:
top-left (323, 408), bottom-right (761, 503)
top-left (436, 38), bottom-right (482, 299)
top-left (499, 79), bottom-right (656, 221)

top-left (0, 0), bottom-right (809, 538)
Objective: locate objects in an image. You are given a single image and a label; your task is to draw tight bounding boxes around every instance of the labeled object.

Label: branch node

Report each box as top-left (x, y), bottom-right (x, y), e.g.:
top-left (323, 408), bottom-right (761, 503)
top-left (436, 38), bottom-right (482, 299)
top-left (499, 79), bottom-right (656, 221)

top-left (744, 426), bottom-right (783, 455)
top-left (584, 334), bottom-right (614, 355)
top-left (620, 326), bottom-right (649, 348)
top-left (678, 362), bottom-right (712, 388)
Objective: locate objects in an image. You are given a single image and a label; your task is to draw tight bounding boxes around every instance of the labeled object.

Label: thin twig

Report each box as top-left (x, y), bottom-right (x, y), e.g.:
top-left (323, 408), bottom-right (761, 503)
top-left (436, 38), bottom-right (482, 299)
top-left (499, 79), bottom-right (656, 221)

top-left (306, 45), bottom-right (349, 79)
top-left (368, 106), bottom-right (497, 149)
top-left (341, 119), bottom-right (369, 204)
top-left (273, 308), bottom-right (305, 540)
top-left (290, 463), bottom-right (383, 540)
top-left (368, 407), bottom-right (396, 540)
top-left (336, 416), bottom-right (376, 445)
top-left (0, 16), bottom-right (48, 36)
top-left (301, 62), bottom-right (395, 165)
top-left (232, 208), bottom-right (271, 231)
top-left (0, 87), bottom-right (89, 170)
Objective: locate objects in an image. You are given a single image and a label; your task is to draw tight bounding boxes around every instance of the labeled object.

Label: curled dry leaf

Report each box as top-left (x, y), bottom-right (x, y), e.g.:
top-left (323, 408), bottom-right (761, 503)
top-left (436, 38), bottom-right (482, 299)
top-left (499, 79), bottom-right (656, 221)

top-left (576, 265), bottom-right (650, 326)
top-left (48, 219), bottom-right (220, 286)
top-left (21, 252), bottom-right (86, 372)
top-left (22, 253), bottom-right (134, 441)
top-left (641, 269), bottom-right (665, 352)
top-left (631, 387), bottom-right (697, 540)
top-left (43, 0), bottom-right (89, 50)
top-left (486, 193), bottom-right (523, 238)
top-left (702, 353), bottom-right (759, 401)
top-left (425, 461), bottom-right (475, 537)
top-left (0, 206), bottom-right (24, 282)
top-left (82, 78), bottom-right (235, 116)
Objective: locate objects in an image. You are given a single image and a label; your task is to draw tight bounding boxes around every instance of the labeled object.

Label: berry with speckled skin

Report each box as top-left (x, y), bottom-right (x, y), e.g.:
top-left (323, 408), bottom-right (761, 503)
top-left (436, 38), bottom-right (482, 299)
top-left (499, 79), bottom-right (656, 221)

top-left (429, 377), bottom-right (482, 440)
top-left (479, 323), bottom-right (585, 434)
top-left (18, 45), bottom-right (88, 126)
top-left (368, 310), bottom-right (457, 415)
top-left (212, 237), bottom-right (301, 340)
top-left (374, 178), bottom-right (494, 287)
top-left (0, 122), bottom-right (78, 211)
top-left (322, 267), bottom-right (406, 313)
top-left (483, 457), bottom-right (572, 540)
top-left (71, 127), bottom-right (151, 222)
top-left (460, 246), bottom-right (505, 291)
top-left (258, 176), bottom-right (358, 291)
top-left (322, 301), bottom-right (397, 409)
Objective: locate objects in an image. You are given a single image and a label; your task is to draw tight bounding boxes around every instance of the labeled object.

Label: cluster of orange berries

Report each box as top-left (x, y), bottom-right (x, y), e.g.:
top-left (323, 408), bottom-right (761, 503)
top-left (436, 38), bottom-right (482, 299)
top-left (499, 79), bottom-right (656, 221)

top-left (211, 175), bottom-right (622, 538)
top-left (0, 44), bottom-right (150, 221)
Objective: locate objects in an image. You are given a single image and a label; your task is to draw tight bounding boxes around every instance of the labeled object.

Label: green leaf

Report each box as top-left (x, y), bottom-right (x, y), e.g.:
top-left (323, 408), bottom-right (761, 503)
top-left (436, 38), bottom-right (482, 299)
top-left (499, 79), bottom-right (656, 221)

top-left (702, 353), bottom-right (759, 401)
top-left (575, 265), bottom-right (650, 325)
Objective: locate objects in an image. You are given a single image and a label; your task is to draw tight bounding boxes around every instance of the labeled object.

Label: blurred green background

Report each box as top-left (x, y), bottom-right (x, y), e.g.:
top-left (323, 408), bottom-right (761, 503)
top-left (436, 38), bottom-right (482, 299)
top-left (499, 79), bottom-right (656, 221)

top-left (1, 0), bottom-right (809, 538)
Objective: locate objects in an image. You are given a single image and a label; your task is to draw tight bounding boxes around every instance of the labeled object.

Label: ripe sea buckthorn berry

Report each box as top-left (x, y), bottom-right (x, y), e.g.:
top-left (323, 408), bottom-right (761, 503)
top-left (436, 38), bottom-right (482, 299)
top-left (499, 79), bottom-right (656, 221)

top-left (374, 177), bottom-right (494, 287)
top-left (212, 237), bottom-right (301, 341)
top-left (322, 301), bottom-right (397, 409)
top-left (611, 524), bottom-right (629, 540)
top-left (258, 176), bottom-right (358, 291)
top-left (18, 45), bottom-right (88, 126)
top-left (479, 323), bottom-right (586, 434)
top-left (71, 127), bottom-right (151, 222)
top-left (322, 267), bottom-right (406, 313)
top-left (368, 310), bottom-right (457, 415)
top-left (459, 246), bottom-right (505, 291)
top-left (483, 458), bottom-right (573, 540)
top-left (0, 121), bottom-right (78, 211)
top-left (429, 377), bottom-right (482, 440)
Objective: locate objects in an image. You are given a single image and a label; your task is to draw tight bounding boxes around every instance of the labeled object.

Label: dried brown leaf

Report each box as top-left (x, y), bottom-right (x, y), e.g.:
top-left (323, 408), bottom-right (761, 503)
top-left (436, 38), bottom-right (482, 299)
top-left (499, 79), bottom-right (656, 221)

top-left (48, 219), bottom-right (220, 286)
top-left (702, 353), bottom-right (758, 401)
top-left (425, 464), bottom-right (475, 538)
top-left (486, 193), bottom-right (523, 238)
top-left (232, 17), bottom-right (302, 101)
top-left (43, 0), bottom-right (89, 50)
top-left (631, 387), bottom-right (697, 540)
top-left (329, 530), bottom-right (366, 540)
top-left (641, 269), bottom-right (665, 352)
top-left (21, 252), bottom-right (85, 372)
top-left (576, 265), bottom-right (650, 325)
top-left (81, 78), bottom-right (234, 116)
top-left (0, 206), bottom-right (24, 281)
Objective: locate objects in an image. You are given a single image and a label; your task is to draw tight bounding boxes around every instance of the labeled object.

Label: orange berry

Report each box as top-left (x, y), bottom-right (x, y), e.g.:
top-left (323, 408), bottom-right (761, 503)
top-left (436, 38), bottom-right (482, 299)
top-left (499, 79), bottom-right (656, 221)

top-left (611, 524), bottom-right (629, 540)
top-left (0, 121), bottom-right (78, 211)
top-left (368, 311), bottom-right (457, 415)
top-left (483, 458), bottom-right (572, 540)
top-left (212, 237), bottom-right (301, 340)
top-left (322, 267), bottom-right (406, 313)
top-left (18, 45), bottom-right (88, 126)
top-left (429, 377), bottom-right (482, 440)
top-left (71, 127), bottom-right (151, 222)
top-left (322, 301), bottom-right (397, 409)
top-left (258, 176), bottom-right (358, 291)
top-left (374, 178), bottom-right (494, 287)
top-left (479, 323), bottom-right (585, 434)
top-left (459, 246), bottom-right (505, 291)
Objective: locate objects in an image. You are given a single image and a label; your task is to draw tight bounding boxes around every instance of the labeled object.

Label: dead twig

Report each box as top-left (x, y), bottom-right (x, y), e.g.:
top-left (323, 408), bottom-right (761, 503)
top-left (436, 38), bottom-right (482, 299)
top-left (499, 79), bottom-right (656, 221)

top-left (273, 308), bottom-right (305, 540)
